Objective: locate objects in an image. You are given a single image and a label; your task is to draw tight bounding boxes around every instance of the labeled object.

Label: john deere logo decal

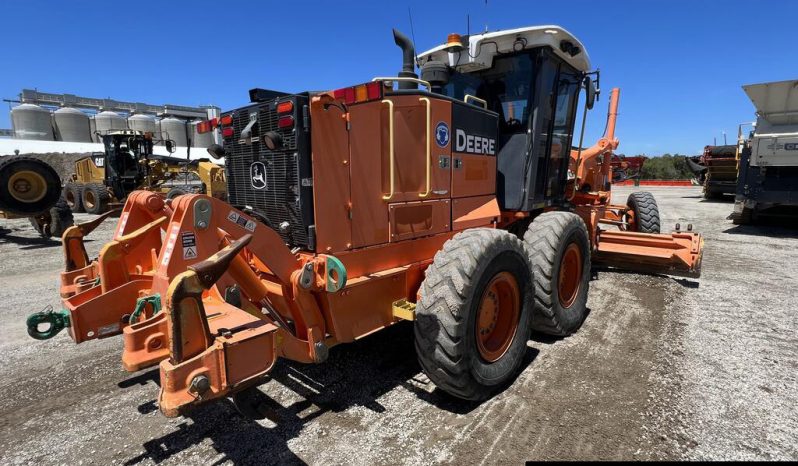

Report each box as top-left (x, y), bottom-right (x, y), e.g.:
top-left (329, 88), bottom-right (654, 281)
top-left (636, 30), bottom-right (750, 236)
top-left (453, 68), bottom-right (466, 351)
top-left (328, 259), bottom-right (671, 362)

top-left (435, 122), bottom-right (450, 148)
top-left (250, 161), bottom-right (268, 190)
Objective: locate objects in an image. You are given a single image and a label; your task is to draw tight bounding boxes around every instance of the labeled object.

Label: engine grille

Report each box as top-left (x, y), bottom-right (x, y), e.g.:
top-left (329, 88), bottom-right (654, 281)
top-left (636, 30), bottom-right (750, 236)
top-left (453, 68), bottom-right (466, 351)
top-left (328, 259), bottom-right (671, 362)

top-left (224, 97), bottom-right (313, 249)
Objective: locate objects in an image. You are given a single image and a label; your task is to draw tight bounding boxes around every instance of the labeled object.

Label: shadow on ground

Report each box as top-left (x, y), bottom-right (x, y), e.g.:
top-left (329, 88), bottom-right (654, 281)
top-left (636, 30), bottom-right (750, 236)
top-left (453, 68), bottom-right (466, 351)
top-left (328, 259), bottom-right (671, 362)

top-left (120, 322), bottom-right (544, 465)
top-left (723, 222), bottom-right (798, 238)
top-left (0, 231), bottom-right (62, 249)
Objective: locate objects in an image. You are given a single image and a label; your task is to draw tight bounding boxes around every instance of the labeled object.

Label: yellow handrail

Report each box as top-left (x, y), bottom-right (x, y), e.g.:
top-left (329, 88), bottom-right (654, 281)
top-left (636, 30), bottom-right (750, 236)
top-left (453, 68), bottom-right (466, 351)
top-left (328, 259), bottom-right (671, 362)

top-left (418, 97), bottom-right (431, 198)
top-left (464, 94), bottom-right (487, 109)
top-left (372, 77), bottom-right (432, 92)
top-left (382, 99), bottom-right (395, 201)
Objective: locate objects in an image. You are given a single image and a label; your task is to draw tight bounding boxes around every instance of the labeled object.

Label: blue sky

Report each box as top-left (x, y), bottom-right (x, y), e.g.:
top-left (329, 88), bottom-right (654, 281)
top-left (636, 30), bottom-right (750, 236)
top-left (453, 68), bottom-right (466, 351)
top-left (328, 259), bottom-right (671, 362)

top-left (1, 0), bottom-right (795, 156)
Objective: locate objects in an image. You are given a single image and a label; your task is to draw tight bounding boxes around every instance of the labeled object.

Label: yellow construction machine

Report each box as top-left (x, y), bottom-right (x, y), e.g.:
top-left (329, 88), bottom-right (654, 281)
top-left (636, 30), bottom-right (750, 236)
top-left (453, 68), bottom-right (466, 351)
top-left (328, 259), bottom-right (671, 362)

top-left (63, 130), bottom-right (226, 214)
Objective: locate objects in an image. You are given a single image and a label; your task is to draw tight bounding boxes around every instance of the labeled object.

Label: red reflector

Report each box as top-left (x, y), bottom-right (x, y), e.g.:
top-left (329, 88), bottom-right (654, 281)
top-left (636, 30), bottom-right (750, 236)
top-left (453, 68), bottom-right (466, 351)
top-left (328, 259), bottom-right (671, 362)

top-left (222, 127), bottom-right (234, 138)
top-left (220, 115), bottom-right (233, 126)
top-left (333, 88), bottom-right (347, 100)
top-left (344, 88), bottom-right (356, 105)
top-left (366, 82), bottom-right (382, 100)
top-left (278, 115), bottom-right (294, 129)
top-left (277, 101), bottom-right (293, 114)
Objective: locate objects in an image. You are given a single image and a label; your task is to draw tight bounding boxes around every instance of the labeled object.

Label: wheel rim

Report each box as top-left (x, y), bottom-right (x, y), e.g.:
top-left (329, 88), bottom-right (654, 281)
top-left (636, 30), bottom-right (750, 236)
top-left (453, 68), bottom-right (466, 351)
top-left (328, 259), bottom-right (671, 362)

top-left (475, 271), bottom-right (520, 363)
top-left (8, 170), bottom-right (47, 203)
top-left (65, 190), bottom-right (76, 208)
top-left (558, 243), bottom-right (583, 308)
top-left (84, 191), bottom-right (96, 210)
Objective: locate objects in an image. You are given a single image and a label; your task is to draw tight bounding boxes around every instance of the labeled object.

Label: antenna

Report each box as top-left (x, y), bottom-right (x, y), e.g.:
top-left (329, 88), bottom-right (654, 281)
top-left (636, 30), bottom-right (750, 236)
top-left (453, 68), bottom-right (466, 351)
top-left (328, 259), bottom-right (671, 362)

top-left (467, 13), bottom-right (470, 36)
top-left (408, 7), bottom-right (419, 66)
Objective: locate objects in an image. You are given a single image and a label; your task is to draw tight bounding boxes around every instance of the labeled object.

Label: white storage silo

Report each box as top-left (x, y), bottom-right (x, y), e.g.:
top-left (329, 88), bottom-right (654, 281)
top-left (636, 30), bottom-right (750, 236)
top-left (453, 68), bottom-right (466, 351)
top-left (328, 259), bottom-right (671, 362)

top-left (190, 120), bottom-right (214, 148)
top-left (128, 114), bottom-right (158, 134)
top-left (11, 104), bottom-right (54, 140)
top-left (94, 111), bottom-right (128, 135)
top-left (158, 117), bottom-right (188, 147)
top-left (89, 116), bottom-right (98, 142)
top-left (53, 107), bottom-right (91, 142)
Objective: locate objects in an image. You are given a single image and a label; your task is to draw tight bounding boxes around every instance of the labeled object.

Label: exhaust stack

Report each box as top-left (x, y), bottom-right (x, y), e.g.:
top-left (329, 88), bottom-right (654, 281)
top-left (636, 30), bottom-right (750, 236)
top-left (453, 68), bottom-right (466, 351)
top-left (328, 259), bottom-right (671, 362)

top-left (392, 29), bottom-right (418, 89)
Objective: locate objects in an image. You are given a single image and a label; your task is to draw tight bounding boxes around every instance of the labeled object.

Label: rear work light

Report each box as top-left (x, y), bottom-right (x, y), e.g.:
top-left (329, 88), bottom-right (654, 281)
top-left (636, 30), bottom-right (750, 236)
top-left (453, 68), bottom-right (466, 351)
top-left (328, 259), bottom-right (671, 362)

top-left (278, 115), bottom-right (295, 129)
top-left (197, 120), bottom-right (213, 134)
top-left (197, 115), bottom-right (233, 134)
top-left (276, 101), bottom-right (293, 114)
top-left (331, 81), bottom-right (383, 105)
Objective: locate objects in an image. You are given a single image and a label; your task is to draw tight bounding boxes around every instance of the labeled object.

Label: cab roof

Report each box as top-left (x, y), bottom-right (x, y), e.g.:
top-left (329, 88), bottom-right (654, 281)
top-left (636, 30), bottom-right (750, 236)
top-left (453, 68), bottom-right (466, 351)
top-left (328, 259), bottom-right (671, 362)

top-left (418, 25), bottom-right (591, 73)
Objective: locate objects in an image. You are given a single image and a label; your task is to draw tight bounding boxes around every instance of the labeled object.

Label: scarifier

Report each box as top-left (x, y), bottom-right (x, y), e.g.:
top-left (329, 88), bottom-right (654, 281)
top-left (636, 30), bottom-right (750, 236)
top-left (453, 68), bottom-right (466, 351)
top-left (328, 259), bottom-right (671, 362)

top-left (27, 25), bottom-right (703, 417)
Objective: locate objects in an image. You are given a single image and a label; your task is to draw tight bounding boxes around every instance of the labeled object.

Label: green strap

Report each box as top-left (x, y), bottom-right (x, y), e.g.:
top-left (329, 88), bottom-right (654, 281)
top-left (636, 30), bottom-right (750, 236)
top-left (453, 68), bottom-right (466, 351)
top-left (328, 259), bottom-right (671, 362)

top-left (26, 306), bottom-right (71, 340)
top-left (129, 294), bottom-right (162, 324)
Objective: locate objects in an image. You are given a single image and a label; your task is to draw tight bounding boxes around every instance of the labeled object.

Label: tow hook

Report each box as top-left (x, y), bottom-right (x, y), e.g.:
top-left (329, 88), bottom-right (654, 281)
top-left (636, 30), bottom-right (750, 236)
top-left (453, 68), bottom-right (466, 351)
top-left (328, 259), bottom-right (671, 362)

top-left (128, 294), bottom-right (162, 325)
top-left (26, 305), bottom-right (71, 340)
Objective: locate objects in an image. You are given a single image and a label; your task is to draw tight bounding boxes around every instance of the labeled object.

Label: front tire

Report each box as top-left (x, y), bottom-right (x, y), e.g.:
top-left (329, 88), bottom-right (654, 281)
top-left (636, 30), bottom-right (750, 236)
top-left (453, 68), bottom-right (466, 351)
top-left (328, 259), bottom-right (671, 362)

top-left (414, 228), bottom-right (534, 400)
top-left (626, 191), bottom-right (661, 233)
top-left (523, 211), bottom-right (591, 336)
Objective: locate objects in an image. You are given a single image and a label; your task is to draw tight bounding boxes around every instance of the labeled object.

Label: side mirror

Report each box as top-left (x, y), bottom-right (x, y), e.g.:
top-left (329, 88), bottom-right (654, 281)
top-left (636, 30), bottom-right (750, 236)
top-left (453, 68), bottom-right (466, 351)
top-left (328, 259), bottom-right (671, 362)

top-left (165, 140), bottom-right (176, 153)
top-left (584, 76), bottom-right (597, 110)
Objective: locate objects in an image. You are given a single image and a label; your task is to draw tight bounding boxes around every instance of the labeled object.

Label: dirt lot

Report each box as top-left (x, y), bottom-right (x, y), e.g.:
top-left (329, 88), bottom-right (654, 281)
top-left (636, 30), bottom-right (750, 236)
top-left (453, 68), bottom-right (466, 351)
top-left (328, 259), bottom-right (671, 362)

top-left (1, 186), bottom-right (796, 464)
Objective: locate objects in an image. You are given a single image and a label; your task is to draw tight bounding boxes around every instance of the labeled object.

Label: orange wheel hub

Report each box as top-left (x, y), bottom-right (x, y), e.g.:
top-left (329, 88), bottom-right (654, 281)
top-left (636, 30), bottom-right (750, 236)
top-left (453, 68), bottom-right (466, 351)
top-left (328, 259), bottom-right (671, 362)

top-left (558, 243), bottom-right (582, 308)
top-left (625, 209), bottom-right (637, 231)
top-left (475, 271), bottom-right (520, 362)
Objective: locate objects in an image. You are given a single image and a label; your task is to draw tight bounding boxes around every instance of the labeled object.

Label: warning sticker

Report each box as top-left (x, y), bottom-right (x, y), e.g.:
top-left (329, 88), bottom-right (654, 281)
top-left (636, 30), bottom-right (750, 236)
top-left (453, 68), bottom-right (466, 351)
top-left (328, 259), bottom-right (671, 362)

top-left (161, 225), bottom-right (180, 266)
top-left (227, 211), bottom-right (257, 232)
top-left (182, 232), bottom-right (197, 260)
top-left (114, 212), bottom-right (129, 239)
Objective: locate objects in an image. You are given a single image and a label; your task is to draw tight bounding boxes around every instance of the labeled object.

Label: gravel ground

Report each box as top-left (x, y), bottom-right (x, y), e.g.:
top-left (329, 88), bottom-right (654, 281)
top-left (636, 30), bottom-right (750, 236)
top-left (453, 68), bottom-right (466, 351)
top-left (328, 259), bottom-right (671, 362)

top-left (0, 186), bottom-right (795, 464)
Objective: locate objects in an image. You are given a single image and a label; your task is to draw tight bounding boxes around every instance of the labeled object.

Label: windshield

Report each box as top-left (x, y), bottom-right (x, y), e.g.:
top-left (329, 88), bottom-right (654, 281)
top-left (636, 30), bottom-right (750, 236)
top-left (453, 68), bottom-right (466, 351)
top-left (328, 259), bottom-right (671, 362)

top-left (442, 52), bottom-right (535, 133)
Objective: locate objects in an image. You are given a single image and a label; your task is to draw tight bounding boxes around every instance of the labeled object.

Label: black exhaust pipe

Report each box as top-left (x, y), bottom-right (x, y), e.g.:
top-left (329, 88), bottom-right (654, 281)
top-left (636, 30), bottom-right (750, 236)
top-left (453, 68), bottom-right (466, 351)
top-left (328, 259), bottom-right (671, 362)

top-left (392, 28), bottom-right (418, 90)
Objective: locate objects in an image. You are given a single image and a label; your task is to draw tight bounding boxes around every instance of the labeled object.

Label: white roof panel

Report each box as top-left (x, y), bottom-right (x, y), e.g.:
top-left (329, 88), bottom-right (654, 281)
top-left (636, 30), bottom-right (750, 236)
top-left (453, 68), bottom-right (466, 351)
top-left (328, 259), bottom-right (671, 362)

top-left (743, 79), bottom-right (798, 125)
top-left (418, 25), bottom-right (591, 73)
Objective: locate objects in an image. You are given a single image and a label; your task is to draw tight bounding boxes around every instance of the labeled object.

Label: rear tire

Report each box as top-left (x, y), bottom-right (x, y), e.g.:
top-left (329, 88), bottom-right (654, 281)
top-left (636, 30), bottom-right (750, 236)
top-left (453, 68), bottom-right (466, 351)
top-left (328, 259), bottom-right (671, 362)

top-left (0, 156), bottom-right (62, 215)
top-left (64, 182), bottom-right (85, 212)
top-left (626, 191), bottom-right (661, 233)
top-left (414, 228), bottom-right (534, 400)
top-left (81, 182), bottom-right (110, 214)
top-left (523, 211), bottom-right (591, 336)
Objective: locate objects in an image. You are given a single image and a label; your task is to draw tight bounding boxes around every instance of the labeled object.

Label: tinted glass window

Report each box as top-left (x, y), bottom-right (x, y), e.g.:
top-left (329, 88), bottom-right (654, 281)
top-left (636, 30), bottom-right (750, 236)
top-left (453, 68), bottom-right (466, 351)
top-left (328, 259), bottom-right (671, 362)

top-left (443, 53), bottom-right (535, 133)
top-left (545, 69), bottom-right (581, 199)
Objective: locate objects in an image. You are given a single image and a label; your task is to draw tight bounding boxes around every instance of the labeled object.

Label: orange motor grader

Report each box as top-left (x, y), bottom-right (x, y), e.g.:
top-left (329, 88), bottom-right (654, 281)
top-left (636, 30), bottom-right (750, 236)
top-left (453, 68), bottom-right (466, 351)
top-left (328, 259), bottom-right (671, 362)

top-left (27, 26), bottom-right (702, 417)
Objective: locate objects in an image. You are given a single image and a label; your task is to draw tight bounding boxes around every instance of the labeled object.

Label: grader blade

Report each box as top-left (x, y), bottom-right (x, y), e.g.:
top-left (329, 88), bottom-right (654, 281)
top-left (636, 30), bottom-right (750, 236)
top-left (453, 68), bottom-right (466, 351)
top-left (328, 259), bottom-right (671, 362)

top-left (592, 230), bottom-right (703, 278)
